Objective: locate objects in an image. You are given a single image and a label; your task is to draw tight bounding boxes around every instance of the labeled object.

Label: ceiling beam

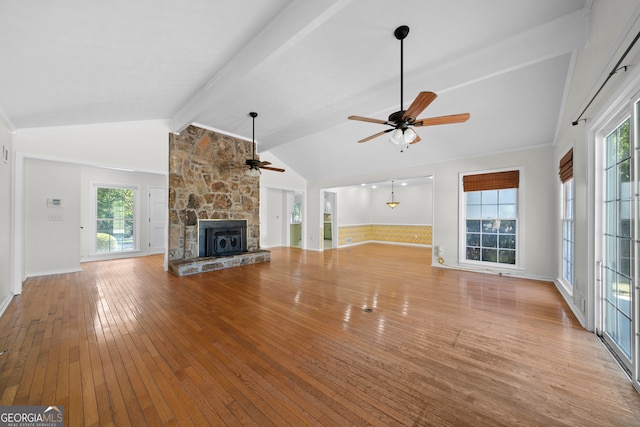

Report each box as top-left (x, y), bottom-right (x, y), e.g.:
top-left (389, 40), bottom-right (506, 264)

top-left (170, 0), bottom-right (353, 133)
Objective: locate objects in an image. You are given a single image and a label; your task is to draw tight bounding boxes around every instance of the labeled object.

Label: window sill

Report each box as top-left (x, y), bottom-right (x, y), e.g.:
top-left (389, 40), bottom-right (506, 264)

top-left (83, 250), bottom-right (144, 262)
top-left (458, 260), bottom-right (524, 274)
top-left (556, 278), bottom-right (574, 297)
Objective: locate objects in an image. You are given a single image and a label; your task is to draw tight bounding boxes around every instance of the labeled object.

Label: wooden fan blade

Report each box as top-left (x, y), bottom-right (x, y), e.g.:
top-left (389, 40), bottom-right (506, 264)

top-left (414, 113), bottom-right (470, 127)
top-left (410, 133), bottom-right (422, 144)
top-left (358, 128), bottom-right (393, 143)
top-left (259, 161), bottom-right (272, 166)
top-left (348, 115), bottom-right (388, 125)
top-left (402, 91), bottom-right (437, 121)
top-left (260, 165), bottom-right (285, 172)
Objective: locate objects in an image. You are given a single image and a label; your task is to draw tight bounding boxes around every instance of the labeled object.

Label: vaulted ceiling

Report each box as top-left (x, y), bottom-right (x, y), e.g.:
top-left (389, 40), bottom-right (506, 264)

top-left (0, 0), bottom-right (589, 182)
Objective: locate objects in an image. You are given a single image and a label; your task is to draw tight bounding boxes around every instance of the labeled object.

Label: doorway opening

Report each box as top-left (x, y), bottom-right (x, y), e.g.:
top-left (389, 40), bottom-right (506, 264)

top-left (288, 191), bottom-right (303, 248)
top-left (261, 188), bottom-right (304, 248)
top-left (323, 191), bottom-right (337, 250)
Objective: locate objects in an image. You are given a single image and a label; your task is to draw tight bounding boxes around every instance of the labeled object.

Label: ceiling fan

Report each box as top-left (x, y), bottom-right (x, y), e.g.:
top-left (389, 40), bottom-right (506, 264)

top-left (348, 25), bottom-right (470, 151)
top-left (245, 112), bottom-right (285, 176)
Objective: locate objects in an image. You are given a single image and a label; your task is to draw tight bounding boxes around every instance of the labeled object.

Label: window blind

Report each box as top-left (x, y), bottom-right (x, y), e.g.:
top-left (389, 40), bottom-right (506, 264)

top-left (463, 170), bottom-right (519, 192)
top-left (559, 148), bottom-right (573, 183)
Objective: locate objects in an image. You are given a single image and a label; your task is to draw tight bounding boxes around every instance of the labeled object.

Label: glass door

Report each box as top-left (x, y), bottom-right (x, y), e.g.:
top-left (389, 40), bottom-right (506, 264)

top-left (602, 116), bottom-right (634, 372)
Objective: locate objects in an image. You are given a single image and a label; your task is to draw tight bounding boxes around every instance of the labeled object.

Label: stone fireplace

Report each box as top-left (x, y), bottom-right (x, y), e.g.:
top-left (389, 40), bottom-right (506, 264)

top-left (167, 125), bottom-right (270, 276)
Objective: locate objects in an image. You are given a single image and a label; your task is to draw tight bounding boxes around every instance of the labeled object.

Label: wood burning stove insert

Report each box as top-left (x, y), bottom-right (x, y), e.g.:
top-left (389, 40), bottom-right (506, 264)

top-left (198, 219), bottom-right (248, 257)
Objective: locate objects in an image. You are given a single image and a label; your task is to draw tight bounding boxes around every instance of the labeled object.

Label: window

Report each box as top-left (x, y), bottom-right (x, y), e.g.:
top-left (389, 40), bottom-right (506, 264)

top-left (462, 170), bottom-right (519, 266)
top-left (559, 149), bottom-right (574, 288)
top-left (95, 185), bottom-right (137, 253)
top-left (602, 117), bottom-right (633, 361)
top-left (291, 202), bottom-right (302, 223)
top-left (562, 179), bottom-right (574, 285)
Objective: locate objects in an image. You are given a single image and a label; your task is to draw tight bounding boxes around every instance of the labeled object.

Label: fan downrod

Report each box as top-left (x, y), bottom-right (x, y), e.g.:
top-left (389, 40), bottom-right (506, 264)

top-left (394, 25), bottom-right (409, 40)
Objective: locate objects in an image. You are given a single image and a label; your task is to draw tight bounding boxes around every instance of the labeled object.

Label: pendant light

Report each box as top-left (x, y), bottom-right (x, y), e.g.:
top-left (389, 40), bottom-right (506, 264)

top-left (386, 180), bottom-right (400, 209)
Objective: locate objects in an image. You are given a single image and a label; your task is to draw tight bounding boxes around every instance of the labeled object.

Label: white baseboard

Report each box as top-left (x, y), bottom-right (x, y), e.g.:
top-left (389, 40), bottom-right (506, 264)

top-left (553, 279), bottom-right (589, 330)
top-left (25, 267), bottom-right (83, 278)
top-left (338, 240), bottom-right (431, 249)
top-left (431, 261), bottom-right (553, 282)
top-left (0, 294), bottom-right (13, 319)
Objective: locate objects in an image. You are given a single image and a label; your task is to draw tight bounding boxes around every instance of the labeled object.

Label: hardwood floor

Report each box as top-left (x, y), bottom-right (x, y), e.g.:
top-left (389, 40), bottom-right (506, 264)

top-left (0, 243), bottom-right (638, 426)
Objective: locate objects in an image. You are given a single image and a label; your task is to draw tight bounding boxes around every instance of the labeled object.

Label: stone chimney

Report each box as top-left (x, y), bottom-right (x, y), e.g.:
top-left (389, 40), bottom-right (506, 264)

top-left (168, 125), bottom-right (263, 267)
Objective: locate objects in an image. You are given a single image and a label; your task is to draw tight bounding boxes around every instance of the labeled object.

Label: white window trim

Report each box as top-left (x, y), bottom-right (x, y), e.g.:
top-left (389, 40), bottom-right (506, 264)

top-left (458, 166), bottom-right (525, 272)
top-left (558, 177), bottom-right (574, 296)
top-left (89, 181), bottom-right (141, 260)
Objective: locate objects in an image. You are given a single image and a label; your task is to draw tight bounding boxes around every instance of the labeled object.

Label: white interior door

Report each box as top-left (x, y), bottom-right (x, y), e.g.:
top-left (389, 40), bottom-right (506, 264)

top-left (148, 186), bottom-right (166, 254)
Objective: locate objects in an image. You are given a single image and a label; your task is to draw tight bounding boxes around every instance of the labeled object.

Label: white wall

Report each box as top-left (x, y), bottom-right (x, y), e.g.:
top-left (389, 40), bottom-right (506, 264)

top-left (14, 120), bottom-right (169, 174)
top-left (0, 119), bottom-right (13, 312)
top-left (259, 151), bottom-right (306, 192)
top-left (261, 187), bottom-right (284, 247)
top-left (24, 158), bottom-right (82, 276)
top-left (333, 186), bottom-right (372, 225)
top-left (368, 181), bottom-right (433, 225)
top-left (330, 179), bottom-right (433, 226)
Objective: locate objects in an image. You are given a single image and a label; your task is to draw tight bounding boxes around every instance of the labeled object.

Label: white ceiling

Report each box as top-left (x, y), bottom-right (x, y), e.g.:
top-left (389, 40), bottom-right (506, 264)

top-left (0, 0), bottom-right (589, 182)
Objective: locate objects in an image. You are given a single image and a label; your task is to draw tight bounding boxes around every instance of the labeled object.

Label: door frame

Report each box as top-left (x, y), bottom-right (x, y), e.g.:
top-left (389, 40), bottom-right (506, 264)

top-left (590, 81), bottom-right (640, 390)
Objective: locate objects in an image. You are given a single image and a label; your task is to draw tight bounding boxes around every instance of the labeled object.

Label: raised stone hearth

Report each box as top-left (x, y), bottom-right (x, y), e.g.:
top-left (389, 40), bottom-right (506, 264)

top-left (168, 250), bottom-right (270, 276)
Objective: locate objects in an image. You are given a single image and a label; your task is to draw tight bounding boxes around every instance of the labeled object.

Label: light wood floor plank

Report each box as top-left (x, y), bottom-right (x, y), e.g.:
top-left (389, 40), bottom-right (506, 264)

top-left (0, 244), bottom-right (638, 426)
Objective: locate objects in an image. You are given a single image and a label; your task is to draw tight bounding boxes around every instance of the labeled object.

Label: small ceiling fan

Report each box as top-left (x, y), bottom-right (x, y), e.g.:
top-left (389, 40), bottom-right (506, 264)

top-left (348, 25), bottom-right (470, 150)
top-left (245, 112), bottom-right (285, 176)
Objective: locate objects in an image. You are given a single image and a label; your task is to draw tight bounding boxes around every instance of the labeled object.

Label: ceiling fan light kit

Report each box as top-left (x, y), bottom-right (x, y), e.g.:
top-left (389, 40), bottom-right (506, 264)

top-left (389, 128), bottom-right (404, 145)
top-left (348, 25), bottom-right (470, 151)
top-left (246, 167), bottom-right (261, 177)
top-left (389, 128), bottom-right (417, 151)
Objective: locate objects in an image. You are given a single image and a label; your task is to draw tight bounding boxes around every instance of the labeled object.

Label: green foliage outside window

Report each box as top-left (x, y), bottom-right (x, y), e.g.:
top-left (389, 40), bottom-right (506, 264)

top-left (96, 232), bottom-right (118, 252)
top-left (291, 203), bottom-right (302, 223)
top-left (96, 187), bottom-right (135, 252)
